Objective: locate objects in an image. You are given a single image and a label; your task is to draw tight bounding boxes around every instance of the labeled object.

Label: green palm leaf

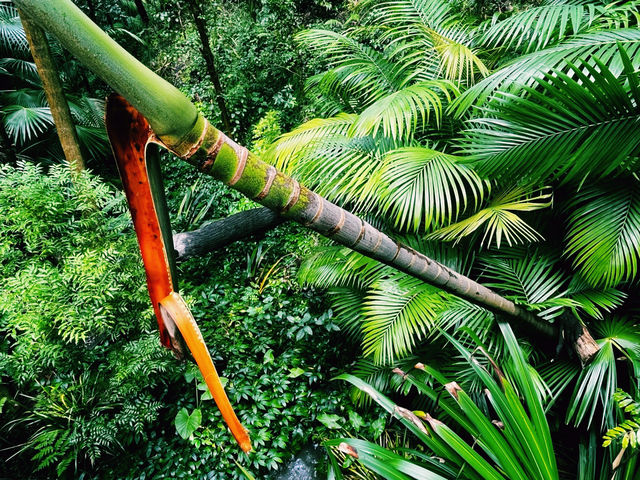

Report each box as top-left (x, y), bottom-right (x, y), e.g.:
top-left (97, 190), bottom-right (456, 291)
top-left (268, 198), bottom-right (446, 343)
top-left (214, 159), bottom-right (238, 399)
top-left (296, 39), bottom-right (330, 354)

top-left (460, 51), bottom-right (640, 184)
top-left (427, 186), bottom-right (551, 248)
top-left (298, 247), bottom-right (387, 292)
top-left (564, 180), bottom-right (640, 288)
top-left (348, 80), bottom-right (456, 141)
top-left (453, 28), bottom-right (640, 114)
top-left (429, 26), bottom-right (489, 83)
top-left (376, 147), bottom-right (486, 232)
top-left (362, 274), bottom-right (446, 364)
top-left (267, 113), bottom-right (356, 173)
top-left (479, 248), bottom-right (572, 319)
top-left (566, 318), bottom-right (640, 429)
top-left (0, 3), bottom-right (27, 55)
top-left (566, 277), bottom-right (627, 320)
top-left (293, 135), bottom-right (390, 208)
top-left (481, 4), bottom-right (596, 53)
top-left (358, 0), bottom-right (455, 32)
top-left (2, 104), bottom-right (53, 144)
top-left (0, 58), bottom-right (38, 80)
top-left (297, 29), bottom-right (408, 105)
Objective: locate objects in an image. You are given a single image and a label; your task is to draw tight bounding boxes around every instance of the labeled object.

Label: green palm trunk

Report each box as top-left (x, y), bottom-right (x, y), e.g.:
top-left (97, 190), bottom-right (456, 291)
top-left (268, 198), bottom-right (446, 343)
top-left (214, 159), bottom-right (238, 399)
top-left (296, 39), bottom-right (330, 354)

top-left (19, 9), bottom-right (85, 172)
top-left (13, 0), bottom-right (599, 364)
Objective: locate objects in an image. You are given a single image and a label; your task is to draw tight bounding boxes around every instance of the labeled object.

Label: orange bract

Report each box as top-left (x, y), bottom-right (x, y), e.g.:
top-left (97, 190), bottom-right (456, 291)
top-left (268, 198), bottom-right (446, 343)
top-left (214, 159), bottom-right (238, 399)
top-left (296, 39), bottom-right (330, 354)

top-left (105, 95), bottom-right (251, 453)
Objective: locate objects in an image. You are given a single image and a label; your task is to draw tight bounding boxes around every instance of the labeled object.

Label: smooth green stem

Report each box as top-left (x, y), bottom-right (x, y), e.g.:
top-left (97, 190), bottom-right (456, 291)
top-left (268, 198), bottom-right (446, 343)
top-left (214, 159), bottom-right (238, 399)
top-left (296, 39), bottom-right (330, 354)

top-left (13, 0), bottom-right (198, 147)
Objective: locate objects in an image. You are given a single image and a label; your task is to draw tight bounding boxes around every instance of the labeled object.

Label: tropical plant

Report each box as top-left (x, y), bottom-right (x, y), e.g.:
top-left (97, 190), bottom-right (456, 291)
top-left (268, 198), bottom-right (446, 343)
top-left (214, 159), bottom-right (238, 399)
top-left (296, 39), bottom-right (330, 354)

top-left (327, 323), bottom-right (640, 479)
top-left (262, 0), bottom-right (640, 474)
top-left (326, 323), bottom-right (561, 480)
top-left (11, 0), bottom-right (640, 475)
top-left (603, 389), bottom-right (640, 475)
top-left (0, 162), bottom-right (174, 475)
top-left (0, 1), bottom-right (108, 165)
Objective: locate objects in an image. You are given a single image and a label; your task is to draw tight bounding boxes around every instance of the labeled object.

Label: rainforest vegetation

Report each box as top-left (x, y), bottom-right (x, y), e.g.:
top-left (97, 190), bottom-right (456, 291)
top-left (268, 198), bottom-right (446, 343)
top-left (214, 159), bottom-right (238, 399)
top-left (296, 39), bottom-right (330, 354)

top-left (1, 0), bottom-right (640, 478)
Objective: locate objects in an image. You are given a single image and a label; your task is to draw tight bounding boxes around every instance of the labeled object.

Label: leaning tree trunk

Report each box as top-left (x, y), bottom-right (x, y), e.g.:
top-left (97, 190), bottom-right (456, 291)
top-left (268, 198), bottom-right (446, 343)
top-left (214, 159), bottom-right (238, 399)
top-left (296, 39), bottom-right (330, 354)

top-left (186, 0), bottom-right (233, 133)
top-left (19, 10), bottom-right (85, 173)
top-left (14, 0), bottom-right (600, 365)
top-left (173, 207), bottom-right (284, 259)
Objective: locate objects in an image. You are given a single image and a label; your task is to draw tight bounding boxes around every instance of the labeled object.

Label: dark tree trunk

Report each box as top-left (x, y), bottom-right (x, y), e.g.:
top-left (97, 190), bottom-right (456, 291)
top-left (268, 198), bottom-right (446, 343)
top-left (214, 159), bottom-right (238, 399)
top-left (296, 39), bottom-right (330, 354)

top-left (173, 207), bottom-right (284, 259)
top-left (0, 122), bottom-right (16, 164)
top-left (85, 0), bottom-right (97, 22)
top-left (133, 0), bottom-right (149, 24)
top-left (186, 0), bottom-right (233, 133)
top-left (19, 10), bottom-right (85, 172)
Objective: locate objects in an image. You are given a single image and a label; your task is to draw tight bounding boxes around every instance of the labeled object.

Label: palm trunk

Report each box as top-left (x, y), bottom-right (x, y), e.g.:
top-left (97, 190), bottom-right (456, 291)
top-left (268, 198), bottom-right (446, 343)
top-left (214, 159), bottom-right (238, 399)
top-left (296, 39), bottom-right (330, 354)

top-left (186, 0), bottom-right (233, 133)
top-left (19, 10), bottom-right (85, 173)
top-left (14, 0), bottom-right (600, 364)
top-left (173, 207), bottom-right (284, 259)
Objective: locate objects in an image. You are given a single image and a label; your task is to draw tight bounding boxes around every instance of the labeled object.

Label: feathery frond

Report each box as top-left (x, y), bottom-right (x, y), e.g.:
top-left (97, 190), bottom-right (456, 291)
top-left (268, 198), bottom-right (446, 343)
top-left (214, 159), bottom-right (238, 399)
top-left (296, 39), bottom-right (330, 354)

top-left (479, 248), bottom-right (573, 319)
top-left (481, 4), bottom-right (596, 53)
top-left (453, 28), bottom-right (640, 114)
top-left (564, 181), bottom-right (640, 289)
top-left (358, 0), bottom-right (455, 31)
top-left (427, 186), bottom-right (551, 248)
top-left (348, 80), bottom-right (456, 140)
top-left (461, 50), bottom-right (640, 184)
top-left (297, 29), bottom-right (408, 105)
top-left (361, 274), bottom-right (446, 364)
top-left (376, 147), bottom-right (486, 232)
top-left (267, 114), bottom-right (356, 173)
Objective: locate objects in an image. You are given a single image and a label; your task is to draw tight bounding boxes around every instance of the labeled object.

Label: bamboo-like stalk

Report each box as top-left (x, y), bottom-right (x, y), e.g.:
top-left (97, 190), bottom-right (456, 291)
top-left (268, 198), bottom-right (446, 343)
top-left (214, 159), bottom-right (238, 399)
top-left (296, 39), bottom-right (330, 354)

top-left (14, 0), bottom-right (600, 364)
top-left (19, 10), bottom-right (85, 172)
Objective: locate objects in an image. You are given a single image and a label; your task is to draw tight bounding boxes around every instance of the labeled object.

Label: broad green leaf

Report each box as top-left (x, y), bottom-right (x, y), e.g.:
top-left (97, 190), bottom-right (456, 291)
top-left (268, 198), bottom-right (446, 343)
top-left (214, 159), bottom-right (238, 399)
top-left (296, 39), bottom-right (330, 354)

top-left (174, 408), bottom-right (202, 439)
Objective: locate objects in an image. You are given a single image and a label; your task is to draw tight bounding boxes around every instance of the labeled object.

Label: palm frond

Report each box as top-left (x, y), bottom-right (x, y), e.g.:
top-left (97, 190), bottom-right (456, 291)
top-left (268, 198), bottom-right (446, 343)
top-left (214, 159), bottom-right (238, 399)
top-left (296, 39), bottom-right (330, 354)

top-left (297, 29), bottom-right (408, 105)
top-left (460, 50), bottom-right (640, 185)
top-left (565, 277), bottom-right (627, 320)
top-left (266, 113), bottom-right (356, 173)
top-left (298, 246), bottom-right (388, 291)
top-left (0, 58), bottom-right (38, 80)
top-left (537, 360), bottom-right (580, 411)
top-left (429, 26), bottom-right (489, 83)
top-left (427, 186), bottom-right (551, 248)
top-left (67, 96), bottom-right (106, 128)
top-left (376, 147), bottom-right (486, 233)
top-left (564, 180), bottom-right (640, 288)
top-left (75, 126), bottom-right (109, 161)
top-left (362, 274), bottom-right (447, 364)
top-left (1, 88), bottom-right (47, 108)
top-left (481, 4), bottom-right (596, 53)
top-left (566, 318), bottom-right (640, 429)
top-left (453, 28), bottom-right (640, 115)
top-left (0, 3), bottom-right (28, 55)
top-left (435, 298), bottom-right (495, 342)
top-left (348, 80), bottom-right (456, 141)
top-left (1, 105), bottom-right (53, 144)
top-left (350, 357), bottom-right (419, 406)
top-left (293, 135), bottom-right (389, 209)
top-left (399, 236), bottom-right (476, 275)
top-left (478, 248), bottom-right (572, 320)
top-left (358, 0), bottom-right (455, 31)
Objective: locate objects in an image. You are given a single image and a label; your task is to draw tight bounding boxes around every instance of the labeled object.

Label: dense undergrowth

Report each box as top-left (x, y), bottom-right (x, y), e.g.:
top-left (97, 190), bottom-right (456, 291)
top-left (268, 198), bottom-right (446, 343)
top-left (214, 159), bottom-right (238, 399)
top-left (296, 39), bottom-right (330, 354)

top-left (0, 161), bottom-right (388, 478)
